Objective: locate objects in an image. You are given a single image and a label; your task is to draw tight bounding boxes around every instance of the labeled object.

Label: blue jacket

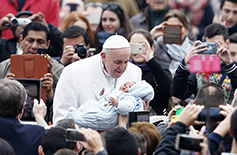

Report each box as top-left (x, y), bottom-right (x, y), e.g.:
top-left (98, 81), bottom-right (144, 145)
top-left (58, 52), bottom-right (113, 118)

top-left (0, 116), bottom-right (45, 155)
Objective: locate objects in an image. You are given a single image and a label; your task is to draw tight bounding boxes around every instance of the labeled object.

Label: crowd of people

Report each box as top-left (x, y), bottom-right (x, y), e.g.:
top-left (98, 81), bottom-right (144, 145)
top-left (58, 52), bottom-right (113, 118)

top-left (0, 0), bottom-right (237, 155)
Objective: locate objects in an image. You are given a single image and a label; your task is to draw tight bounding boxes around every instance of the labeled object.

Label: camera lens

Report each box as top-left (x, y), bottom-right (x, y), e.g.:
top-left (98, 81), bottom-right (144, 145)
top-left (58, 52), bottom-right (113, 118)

top-left (11, 18), bottom-right (18, 26)
top-left (74, 44), bottom-right (87, 59)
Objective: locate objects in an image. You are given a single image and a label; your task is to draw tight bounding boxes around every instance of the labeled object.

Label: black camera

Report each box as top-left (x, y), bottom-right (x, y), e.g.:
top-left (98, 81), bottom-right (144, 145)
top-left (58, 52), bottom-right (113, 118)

top-left (37, 48), bottom-right (47, 54)
top-left (73, 44), bottom-right (87, 59)
top-left (65, 128), bottom-right (86, 142)
top-left (197, 107), bottom-right (225, 121)
top-left (175, 134), bottom-right (203, 152)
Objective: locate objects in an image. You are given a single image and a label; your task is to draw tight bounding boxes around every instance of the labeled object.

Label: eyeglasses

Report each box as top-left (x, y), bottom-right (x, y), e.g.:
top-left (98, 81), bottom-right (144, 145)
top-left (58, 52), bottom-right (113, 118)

top-left (102, 3), bottom-right (119, 11)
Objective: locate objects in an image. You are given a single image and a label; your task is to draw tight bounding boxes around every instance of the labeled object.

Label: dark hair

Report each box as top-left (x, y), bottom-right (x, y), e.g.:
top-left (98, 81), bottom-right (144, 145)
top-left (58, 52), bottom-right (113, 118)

top-left (94, 3), bottom-right (133, 53)
top-left (164, 9), bottom-right (190, 31)
top-left (56, 119), bottom-right (76, 129)
top-left (53, 148), bottom-right (77, 155)
top-left (41, 127), bottom-right (76, 155)
top-left (60, 11), bottom-right (94, 47)
top-left (22, 21), bottom-right (49, 41)
top-left (0, 79), bottom-right (27, 117)
top-left (0, 138), bottom-right (15, 155)
top-left (204, 23), bottom-right (229, 41)
top-left (104, 127), bottom-right (138, 155)
top-left (220, 0), bottom-right (237, 9)
top-left (229, 33), bottom-right (237, 43)
top-left (195, 82), bottom-right (225, 107)
top-left (132, 133), bottom-right (147, 155)
top-left (62, 25), bottom-right (90, 46)
top-left (231, 109), bottom-right (237, 141)
top-left (128, 29), bottom-right (154, 47)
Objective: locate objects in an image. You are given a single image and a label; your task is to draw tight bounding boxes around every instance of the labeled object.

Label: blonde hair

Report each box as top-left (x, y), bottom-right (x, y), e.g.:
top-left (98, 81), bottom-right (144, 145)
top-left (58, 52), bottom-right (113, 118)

top-left (129, 122), bottom-right (162, 155)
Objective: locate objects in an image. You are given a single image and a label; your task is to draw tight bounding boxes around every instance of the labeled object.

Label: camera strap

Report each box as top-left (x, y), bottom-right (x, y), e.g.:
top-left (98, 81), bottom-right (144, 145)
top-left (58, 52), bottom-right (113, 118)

top-left (218, 72), bottom-right (227, 86)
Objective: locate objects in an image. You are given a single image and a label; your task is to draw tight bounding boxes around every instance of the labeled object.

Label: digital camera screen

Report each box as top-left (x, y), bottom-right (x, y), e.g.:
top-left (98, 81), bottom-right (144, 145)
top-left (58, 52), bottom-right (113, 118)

top-left (137, 112), bottom-right (149, 122)
top-left (15, 79), bottom-right (41, 121)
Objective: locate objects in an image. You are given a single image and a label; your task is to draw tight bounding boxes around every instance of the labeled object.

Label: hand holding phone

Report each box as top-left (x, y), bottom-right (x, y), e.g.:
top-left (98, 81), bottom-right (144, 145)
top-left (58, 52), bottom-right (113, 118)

top-left (77, 128), bottom-right (104, 154)
top-left (197, 42), bottom-right (217, 54)
top-left (65, 128), bottom-right (86, 142)
top-left (163, 25), bottom-right (182, 44)
top-left (130, 43), bottom-right (143, 55)
top-left (175, 134), bottom-right (203, 152)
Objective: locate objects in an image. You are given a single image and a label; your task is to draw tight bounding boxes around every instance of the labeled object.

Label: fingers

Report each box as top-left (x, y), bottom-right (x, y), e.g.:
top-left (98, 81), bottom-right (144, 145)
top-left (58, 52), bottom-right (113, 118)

top-left (199, 126), bottom-right (206, 136)
top-left (61, 46), bottom-right (75, 65)
top-left (29, 12), bottom-right (47, 25)
top-left (41, 73), bottom-right (53, 90)
top-left (178, 104), bottom-right (204, 126)
top-left (33, 99), bottom-right (46, 116)
top-left (143, 98), bottom-right (149, 110)
top-left (78, 128), bottom-right (104, 154)
top-left (33, 99), bottom-right (39, 106)
top-left (185, 41), bottom-right (207, 64)
top-left (193, 120), bottom-right (205, 126)
top-left (72, 53), bottom-right (81, 63)
top-left (0, 13), bottom-right (14, 29)
top-left (219, 104), bottom-right (234, 117)
top-left (5, 73), bottom-right (15, 79)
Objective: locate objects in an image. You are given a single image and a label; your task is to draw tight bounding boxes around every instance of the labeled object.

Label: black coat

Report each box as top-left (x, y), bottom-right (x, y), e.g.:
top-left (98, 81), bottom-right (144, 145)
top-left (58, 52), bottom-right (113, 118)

top-left (138, 57), bottom-right (172, 114)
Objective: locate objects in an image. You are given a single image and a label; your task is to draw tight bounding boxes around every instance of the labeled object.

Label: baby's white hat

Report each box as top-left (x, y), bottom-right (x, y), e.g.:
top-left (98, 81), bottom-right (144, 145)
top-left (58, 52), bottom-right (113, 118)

top-left (103, 35), bottom-right (130, 49)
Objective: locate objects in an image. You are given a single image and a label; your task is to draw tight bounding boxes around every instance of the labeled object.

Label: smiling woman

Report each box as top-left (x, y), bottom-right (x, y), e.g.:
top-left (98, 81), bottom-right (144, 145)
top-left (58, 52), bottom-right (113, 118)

top-left (128, 29), bottom-right (172, 115)
top-left (94, 3), bottom-right (133, 54)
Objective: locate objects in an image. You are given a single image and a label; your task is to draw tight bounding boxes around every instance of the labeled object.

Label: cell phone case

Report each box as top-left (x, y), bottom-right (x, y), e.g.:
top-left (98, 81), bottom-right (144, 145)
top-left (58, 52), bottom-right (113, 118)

top-left (11, 54), bottom-right (48, 102)
top-left (163, 25), bottom-right (183, 44)
top-left (189, 55), bottom-right (221, 73)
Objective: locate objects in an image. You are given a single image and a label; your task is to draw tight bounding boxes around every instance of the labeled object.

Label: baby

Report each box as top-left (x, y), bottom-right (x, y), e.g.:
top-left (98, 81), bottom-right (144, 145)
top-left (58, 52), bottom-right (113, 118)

top-left (66, 80), bottom-right (154, 131)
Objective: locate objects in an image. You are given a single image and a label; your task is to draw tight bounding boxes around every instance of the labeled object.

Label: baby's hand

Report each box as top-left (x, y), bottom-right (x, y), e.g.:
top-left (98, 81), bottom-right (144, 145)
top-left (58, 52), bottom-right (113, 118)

top-left (109, 96), bottom-right (119, 107)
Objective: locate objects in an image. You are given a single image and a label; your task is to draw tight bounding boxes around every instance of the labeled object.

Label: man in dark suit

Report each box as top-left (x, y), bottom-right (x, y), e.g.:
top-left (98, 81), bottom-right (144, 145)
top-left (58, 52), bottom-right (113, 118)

top-left (0, 79), bottom-right (46, 155)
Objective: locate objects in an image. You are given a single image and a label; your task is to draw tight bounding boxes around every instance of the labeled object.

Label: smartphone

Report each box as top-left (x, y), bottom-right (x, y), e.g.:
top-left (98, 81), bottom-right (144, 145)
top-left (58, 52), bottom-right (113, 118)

top-left (37, 48), bottom-right (47, 54)
top-left (197, 107), bottom-right (225, 121)
top-left (175, 134), bottom-right (203, 152)
top-left (129, 111), bottom-right (149, 126)
top-left (130, 43), bottom-right (143, 55)
top-left (163, 25), bottom-right (182, 44)
top-left (189, 55), bottom-right (221, 73)
top-left (65, 128), bottom-right (86, 142)
top-left (171, 115), bottom-right (179, 122)
top-left (14, 78), bottom-right (41, 121)
top-left (197, 42), bottom-right (217, 54)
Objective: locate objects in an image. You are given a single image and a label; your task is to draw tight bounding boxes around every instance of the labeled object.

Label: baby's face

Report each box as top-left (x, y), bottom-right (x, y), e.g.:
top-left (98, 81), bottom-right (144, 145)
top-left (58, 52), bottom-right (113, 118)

top-left (119, 82), bottom-right (135, 92)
